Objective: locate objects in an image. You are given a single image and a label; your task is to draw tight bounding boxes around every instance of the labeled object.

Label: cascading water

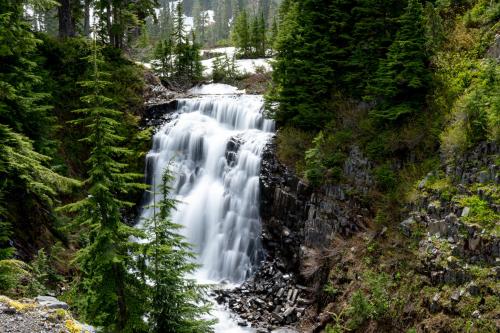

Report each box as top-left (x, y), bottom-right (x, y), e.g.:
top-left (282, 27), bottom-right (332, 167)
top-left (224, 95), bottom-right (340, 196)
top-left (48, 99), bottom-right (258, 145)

top-left (139, 84), bottom-right (274, 332)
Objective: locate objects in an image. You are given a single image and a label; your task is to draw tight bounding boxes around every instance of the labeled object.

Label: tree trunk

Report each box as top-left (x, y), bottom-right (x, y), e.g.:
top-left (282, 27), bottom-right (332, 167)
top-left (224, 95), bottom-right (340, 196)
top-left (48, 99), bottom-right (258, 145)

top-left (58, 0), bottom-right (75, 38)
top-left (83, 0), bottom-right (91, 37)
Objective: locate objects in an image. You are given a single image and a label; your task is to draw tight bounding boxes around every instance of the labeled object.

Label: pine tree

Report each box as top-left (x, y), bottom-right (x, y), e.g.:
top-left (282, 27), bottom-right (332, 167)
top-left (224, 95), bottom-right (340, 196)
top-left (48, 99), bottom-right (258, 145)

top-left (367, 0), bottom-right (430, 121)
top-left (423, 2), bottom-right (445, 55)
top-left (0, 0), bottom-right (76, 263)
top-left (61, 37), bottom-right (147, 331)
top-left (269, 17), bottom-right (278, 53)
top-left (141, 168), bottom-right (214, 333)
top-left (250, 15), bottom-right (260, 57)
top-left (232, 10), bottom-right (250, 57)
top-left (154, 38), bottom-right (175, 78)
top-left (0, 0), bottom-right (54, 155)
top-left (268, 0), bottom-right (343, 129)
top-left (345, 0), bottom-right (404, 96)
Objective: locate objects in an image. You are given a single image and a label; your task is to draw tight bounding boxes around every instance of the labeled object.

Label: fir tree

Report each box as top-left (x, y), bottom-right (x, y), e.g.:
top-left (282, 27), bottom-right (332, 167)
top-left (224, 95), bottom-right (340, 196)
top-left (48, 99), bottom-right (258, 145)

top-left (268, 0), bottom-right (341, 129)
top-left (141, 168), bottom-right (214, 333)
top-left (154, 38), bottom-right (175, 78)
top-left (61, 37), bottom-right (147, 332)
top-left (345, 0), bottom-right (403, 96)
top-left (0, 0), bottom-right (54, 155)
top-left (367, 0), bottom-right (430, 121)
top-left (232, 10), bottom-right (251, 57)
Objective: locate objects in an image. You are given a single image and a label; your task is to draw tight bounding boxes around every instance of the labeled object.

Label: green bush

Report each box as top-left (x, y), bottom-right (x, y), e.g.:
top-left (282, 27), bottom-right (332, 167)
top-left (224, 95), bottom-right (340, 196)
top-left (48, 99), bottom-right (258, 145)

top-left (458, 195), bottom-right (499, 230)
top-left (276, 126), bottom-right (315, 173)
top-left (374, 164), bottom-right (397, 191)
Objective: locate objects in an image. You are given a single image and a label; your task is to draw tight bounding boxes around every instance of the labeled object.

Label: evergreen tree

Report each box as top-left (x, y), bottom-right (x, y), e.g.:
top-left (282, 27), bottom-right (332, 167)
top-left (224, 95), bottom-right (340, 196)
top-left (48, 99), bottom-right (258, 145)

top-left (0, 0), bottom-right (54, 155)
top-left (345, 0), bottom-right (404, 96)
top-left (423, 2), bottom-right (445, 55)
top-left (232, 10), bottom-right (250, 57)
top-left (269, 17), bottom-right (278, 53)
top-left (61, 37), bottom-right (147, 331)
top-left (367, 0), bottom-right (430, 121)
top-left (154, 38), bottom-right (175, 78)
top-left (250, 15), bottom-right (260, 57)
top-left (141, 168), bottom-right (214, 333)
top-left (0, 0), bottom-right (76, 263)
top-left (269, 0), bottom-right (344, 129)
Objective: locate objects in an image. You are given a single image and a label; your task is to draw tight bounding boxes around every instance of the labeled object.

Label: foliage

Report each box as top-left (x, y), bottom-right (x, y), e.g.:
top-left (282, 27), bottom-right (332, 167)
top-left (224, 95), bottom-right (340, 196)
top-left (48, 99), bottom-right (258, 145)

top-left (346, 271), bottom-right (391, 330)
top-left (153, 4), bottom-right (204, 88)
top-left (457, 195), bottom-right (499, 230)
top-left (60, 38), bottom-right (147, 331)
top-left (27, 249), bottom-right (49, 296)
top-left (0, 259), bottom-right (31, 296)
top-left (304, 130), bottom-right (351, 186)
top-left (366, 0), bottom-right (430, 121)
top-left (276, 126), bottom-right (315, 173)
top-left (140, 168), bottom-right (214, 333)
top-left (212, 54), bottom-right (240, 84)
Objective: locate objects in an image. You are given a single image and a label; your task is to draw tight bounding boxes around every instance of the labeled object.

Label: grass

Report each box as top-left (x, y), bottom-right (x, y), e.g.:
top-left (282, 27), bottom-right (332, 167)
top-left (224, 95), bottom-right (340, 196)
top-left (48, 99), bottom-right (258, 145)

top-left (457, 195), bottom-right (499, 232)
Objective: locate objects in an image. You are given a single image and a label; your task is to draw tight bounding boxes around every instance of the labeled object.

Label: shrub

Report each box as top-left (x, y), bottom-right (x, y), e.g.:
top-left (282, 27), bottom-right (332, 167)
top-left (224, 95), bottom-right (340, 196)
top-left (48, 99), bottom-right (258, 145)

top-left (276, 126), bottom-right (315, 173)
top-left (457, 195), bottom-right (499, 230)
top-left (374, 164), bottom-right (397, 191)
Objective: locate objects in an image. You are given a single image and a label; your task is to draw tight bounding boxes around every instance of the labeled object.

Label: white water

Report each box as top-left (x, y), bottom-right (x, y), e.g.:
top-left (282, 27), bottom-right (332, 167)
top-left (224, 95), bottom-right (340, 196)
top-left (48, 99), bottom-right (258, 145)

top-left (140, 85), bottom-right (274, 331)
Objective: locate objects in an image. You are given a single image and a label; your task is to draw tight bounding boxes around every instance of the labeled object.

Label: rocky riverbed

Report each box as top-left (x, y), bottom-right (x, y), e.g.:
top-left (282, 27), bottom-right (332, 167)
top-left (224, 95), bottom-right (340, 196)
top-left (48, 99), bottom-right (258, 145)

top-left (214, 259), bottom-right (312, 332)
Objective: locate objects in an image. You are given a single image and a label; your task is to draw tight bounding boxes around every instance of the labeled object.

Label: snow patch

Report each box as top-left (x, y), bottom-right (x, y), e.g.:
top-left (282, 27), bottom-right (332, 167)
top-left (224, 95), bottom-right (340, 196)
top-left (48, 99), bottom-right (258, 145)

top-left (188, 84), bottom-right (244, 95)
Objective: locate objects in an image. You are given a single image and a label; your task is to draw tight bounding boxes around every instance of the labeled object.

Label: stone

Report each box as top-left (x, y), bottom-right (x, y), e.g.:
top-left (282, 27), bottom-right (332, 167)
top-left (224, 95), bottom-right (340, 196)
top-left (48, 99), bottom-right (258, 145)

top-left (35, 296), bottom-right (69, 310)
top-left (428, 219), bottom-right (447, 236)
top-left (478, 171), bottom-right (490, 183)
top-left (472, 310), bottom-right (481, 319)
top-left (461, 207), bottom-right (470, 217)
top-left (467, 282), bottom-right (480, 296)
top-left (3, 307), bottom-right (17, 315)
top-left (450, 291), bottom-right (461, 302)
top-left (445, 213), bottom-right (458, 224)
top-left (400, 217), bottom-right (416, 237)
top-left (469, 237), bottom-right (481, 251)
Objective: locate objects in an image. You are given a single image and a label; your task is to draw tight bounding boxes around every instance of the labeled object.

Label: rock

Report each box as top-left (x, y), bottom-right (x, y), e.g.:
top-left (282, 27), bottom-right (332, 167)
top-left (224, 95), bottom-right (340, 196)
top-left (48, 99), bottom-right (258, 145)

top-left (487, 34), bottom-right (500, 60)
top-left (461, 207), bottom-right (470, 217)
top-left (400, 217), bottom-right (416, 237)
top-left (428, 219), bottom-right (447, 236)
top-left (468, 237), bottom-right (481, 251)
top-left (445, 213), bottom-right (458, 224)
top-left (35, 296), bottom-right (69, 310)
top-left (450, 291), bottom-right (461, 302)
top-left (467, 282), bottom-right (480, 296)
top-left (3, 307), bottom-right (17, 315)
top-left (478, 171), bottom-right (490, 183)
top-left (472, 310), bottom-right (481, 318)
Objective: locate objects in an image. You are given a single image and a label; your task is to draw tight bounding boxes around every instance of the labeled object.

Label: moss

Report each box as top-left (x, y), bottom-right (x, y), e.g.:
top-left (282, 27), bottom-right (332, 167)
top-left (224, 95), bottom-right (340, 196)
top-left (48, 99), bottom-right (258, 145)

top-left (65, 319), bottom-right (84, 333)
top-left (0, 296), bottom-right (36, 312)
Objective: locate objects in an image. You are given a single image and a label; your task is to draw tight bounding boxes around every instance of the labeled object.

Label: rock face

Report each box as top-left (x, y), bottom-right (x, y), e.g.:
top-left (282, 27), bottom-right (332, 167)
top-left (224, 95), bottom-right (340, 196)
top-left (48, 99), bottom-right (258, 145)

top-left (259, 139), bottom-right (373, 272)
top-left (215, 138), bottom-right (375, 330)
top-left (400, 142), bottom-right (499, 316)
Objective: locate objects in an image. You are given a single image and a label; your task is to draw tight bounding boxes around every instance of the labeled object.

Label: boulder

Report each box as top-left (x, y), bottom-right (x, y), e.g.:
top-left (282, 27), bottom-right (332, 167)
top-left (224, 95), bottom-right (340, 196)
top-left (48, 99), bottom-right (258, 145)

top-left (35, 296), bottom-right (69, 310)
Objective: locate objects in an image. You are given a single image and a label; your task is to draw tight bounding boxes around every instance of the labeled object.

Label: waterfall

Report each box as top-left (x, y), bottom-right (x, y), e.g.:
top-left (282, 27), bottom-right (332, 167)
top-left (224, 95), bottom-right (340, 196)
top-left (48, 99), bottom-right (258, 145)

top-left (140, 86), bottom-right (274, 296)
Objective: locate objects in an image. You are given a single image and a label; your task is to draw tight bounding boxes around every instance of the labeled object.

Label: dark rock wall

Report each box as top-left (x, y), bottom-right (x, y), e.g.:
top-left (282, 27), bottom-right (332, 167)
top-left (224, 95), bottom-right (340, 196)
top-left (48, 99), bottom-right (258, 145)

top-left (259, 138), bottom-right (374, 275)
